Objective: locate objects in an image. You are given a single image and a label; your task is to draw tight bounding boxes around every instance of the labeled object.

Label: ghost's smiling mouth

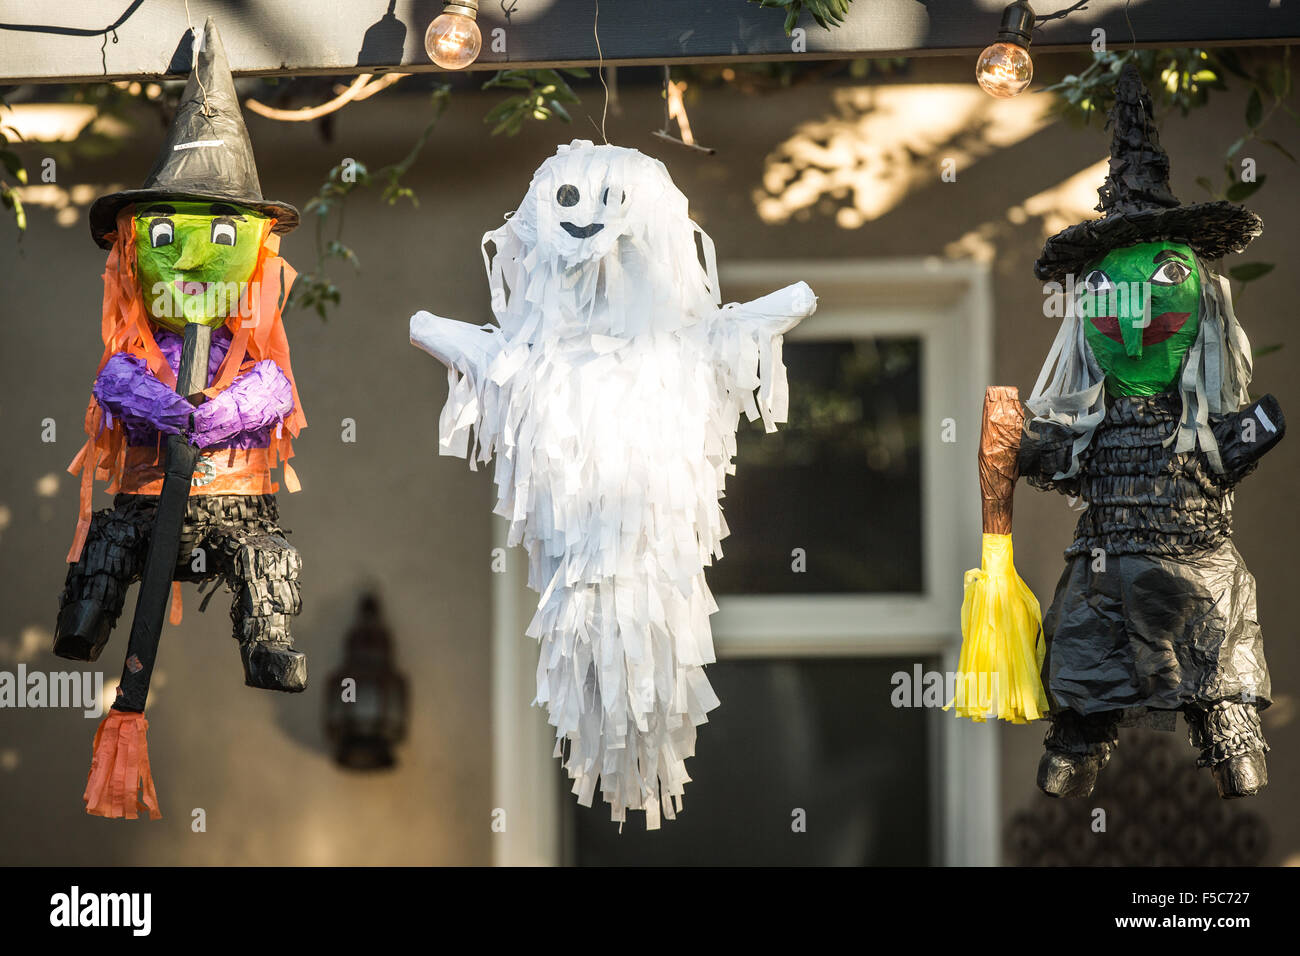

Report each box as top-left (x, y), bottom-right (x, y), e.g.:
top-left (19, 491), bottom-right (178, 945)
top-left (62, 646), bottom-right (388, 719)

top-left (561, 221), bottom-right (604, 239)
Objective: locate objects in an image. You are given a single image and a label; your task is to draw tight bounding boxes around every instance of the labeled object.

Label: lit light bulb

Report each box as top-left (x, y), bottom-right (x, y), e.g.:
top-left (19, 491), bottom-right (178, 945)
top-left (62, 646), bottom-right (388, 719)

top-left (425, 1), bottom-right (482, 70)
top-left (976, 42), bottom-right (1034, 98)
top-left (976, 1), bottom-right (1035, 98)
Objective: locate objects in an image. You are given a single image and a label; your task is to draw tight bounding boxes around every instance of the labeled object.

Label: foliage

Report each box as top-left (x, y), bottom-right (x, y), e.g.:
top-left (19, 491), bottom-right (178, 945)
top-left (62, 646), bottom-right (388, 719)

top-left (287, 86), bottom-right (450, 319)
top-left (1045, 47), bottom-right (1296, 301)
top-left (0, 93), bottom-right (28, 235)
top-left (748, 0), bottom-right (855, 36)
top-left (481, 68), bottom-right (588, 136)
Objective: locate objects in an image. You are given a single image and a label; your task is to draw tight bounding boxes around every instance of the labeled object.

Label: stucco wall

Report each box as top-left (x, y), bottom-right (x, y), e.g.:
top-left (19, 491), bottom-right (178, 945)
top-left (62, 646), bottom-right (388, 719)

top-left (1, 53), bottom-right (1296, 864)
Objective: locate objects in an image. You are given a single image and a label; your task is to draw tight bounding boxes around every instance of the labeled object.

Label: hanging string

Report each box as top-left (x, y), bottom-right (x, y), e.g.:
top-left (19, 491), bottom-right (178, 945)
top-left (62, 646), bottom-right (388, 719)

top-left (593, 0), bottom-right (610, 144)
top-left (183, 0), bottom-right (214, 116)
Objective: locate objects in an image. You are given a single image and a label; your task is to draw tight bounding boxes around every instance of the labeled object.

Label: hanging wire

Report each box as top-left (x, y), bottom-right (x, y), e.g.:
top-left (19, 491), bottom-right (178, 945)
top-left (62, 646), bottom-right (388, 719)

top-left (1034, 0), bottom-right (1095, 24)
top-left (183, 0), bottom-right (214, 116)
top-left (594, 0), bottom-right (610, 144)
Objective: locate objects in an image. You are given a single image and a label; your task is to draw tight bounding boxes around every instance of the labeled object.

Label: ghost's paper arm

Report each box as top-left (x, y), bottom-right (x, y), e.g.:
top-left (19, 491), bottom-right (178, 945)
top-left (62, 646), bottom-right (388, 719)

top-left (410, 310), bottom-right (506, 462)
top-left (705, 281), bottom-right (817, 432)
top-left (711, 281), bottom-right (818, 338)
top-left (410, 311), bottom-right (503, 384)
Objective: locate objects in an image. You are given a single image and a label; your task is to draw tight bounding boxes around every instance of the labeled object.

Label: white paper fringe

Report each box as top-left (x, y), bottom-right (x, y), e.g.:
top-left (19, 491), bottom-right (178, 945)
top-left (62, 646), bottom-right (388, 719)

top-left (411, 141), bottom-right (817, 827)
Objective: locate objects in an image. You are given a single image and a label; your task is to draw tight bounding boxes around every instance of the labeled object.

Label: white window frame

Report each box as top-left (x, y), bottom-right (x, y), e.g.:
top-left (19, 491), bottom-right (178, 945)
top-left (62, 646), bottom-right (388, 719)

top-left (492, 258), bottom-right (997, 866)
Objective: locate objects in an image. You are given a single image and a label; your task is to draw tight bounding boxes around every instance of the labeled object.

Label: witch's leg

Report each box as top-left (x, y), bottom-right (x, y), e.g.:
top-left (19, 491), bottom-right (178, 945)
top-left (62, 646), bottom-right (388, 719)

top-left (1185, 700), bottom-right (1268, 799)
top-left (1038, 709), bottom-right (1120, 798)
top-left (54, 496), bottom-right (153, 662)
top-left (216, 497), bottom-right (306, 692)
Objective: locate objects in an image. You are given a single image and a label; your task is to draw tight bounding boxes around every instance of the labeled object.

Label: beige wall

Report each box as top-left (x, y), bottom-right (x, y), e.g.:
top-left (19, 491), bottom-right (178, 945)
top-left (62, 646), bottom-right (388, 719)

top-left (1, 53), bottom-right (1296, 864)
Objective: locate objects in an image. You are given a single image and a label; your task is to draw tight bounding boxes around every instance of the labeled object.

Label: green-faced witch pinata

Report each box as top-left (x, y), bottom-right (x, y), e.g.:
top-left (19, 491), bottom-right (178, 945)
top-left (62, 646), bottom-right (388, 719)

top-left (56, 18), bottom-right (307, 819)
top-left (950, 63), bottom-right (1284, 800)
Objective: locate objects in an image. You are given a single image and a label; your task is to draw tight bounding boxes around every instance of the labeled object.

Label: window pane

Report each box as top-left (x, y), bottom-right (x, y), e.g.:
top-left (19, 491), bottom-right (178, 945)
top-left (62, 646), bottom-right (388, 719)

top-left (563, 657), bottom-right (934, 866)
top-left (707, 337), bottom-right (923, 595)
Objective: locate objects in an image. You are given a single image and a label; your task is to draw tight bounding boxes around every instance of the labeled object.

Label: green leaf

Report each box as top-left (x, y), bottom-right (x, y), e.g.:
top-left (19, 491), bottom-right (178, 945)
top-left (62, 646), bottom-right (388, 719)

top-left (1213, 49), bottom-right (1251, 80)
top-left (1226, 136), bottom-right (1247, 158)
top-left (1194, 176), bottom-right (1216, 196)
top-left (1252, 343), bottom-right (1284, 357)
top-left (1226, 175), bottom-right (1265, 201)
top-left (0, 148), bottom-right (26, 184)
top-left (1259, 137), bottom-right (1297, 163)
top-left (1246, 87), bottom-right (1263, 127)
top-left (1229, 262), bottom-right (1274, 282)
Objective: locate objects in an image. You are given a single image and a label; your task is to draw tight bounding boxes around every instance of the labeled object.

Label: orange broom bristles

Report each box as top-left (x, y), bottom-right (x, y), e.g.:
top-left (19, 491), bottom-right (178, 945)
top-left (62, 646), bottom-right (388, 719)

top-left (84, 709), bottom-right (162, 820)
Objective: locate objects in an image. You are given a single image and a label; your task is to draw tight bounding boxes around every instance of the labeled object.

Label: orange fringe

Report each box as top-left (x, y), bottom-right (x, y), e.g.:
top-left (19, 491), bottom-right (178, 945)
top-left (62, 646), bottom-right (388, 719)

top-left (84, 709), bottom-right (162, 820)
top-left (66, 208), bottom-right (307, 563)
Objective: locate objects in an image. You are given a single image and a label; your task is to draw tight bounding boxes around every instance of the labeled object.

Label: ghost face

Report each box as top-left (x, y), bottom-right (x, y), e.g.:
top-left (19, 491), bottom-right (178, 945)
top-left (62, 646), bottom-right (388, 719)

top-left (134, 200), bottom-right (265, 331)
top-left (1077, 241), bottom-right (1201, 396)
top-left (513, 145), bottom-right (658, 266)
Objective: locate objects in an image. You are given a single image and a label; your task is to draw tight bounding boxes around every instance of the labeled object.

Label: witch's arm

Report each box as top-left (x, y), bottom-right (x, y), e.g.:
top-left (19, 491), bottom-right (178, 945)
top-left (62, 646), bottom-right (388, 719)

top-left (189, 361), bottom-right (294, 448)
top-left (1210, 394), bottom-right (1286, 484)
top-left (1016, 416), bottom-right (1083, 497)
top-left (92, 352), bottom-right (195, 436)
top-left (703, 281), bottom-right (818, 432)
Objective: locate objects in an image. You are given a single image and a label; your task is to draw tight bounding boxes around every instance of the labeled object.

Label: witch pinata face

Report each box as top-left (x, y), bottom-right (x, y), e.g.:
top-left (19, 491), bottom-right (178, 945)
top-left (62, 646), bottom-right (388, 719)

top-left (507, 141), bottom-right (674, 266)
top-left (134, 200), bottom-right (265, 330)
top-left (1076, 240), bottom-right (1201, 396)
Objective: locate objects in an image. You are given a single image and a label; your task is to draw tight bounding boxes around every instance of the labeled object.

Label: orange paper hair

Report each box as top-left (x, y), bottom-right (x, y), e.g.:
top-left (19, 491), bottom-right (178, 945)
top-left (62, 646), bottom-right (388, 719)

top-left (66, 207), bottom-right (307, 563)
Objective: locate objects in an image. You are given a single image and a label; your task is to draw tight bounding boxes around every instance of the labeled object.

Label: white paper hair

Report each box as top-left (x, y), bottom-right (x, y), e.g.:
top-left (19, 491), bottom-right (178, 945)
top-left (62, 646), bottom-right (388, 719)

top-left (410, 140), bottom-right (817, 828)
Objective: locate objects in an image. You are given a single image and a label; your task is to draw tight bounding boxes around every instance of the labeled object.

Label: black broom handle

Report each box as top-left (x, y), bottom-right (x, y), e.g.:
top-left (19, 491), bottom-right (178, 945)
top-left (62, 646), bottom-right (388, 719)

top-left (113, 322), bottom-right (211, 714)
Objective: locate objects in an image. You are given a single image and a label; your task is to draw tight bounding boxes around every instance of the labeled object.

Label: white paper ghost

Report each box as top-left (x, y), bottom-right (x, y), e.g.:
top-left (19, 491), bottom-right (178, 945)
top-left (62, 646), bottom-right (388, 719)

top-left (410, 140), bottom-right (816, 827)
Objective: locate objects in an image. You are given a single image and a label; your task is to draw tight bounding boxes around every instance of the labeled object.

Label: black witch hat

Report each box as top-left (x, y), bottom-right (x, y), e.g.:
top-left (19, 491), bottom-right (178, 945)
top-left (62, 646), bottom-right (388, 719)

top-left (88, 17), bottom-right (299, 249)
top-left (1034, 63), bottom-right (1261, 283)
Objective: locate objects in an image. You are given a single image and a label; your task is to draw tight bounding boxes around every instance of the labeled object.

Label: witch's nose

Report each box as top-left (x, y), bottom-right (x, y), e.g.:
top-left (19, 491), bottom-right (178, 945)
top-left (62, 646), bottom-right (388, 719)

top-left (172, 238), bottom-right (205, 271)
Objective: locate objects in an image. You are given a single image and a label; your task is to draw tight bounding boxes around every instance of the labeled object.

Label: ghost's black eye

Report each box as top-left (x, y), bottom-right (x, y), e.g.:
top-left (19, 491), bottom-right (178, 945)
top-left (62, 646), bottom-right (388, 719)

top-left (149, 218), bottom-right (174, 248)
top-left (601, 188), bottom-right (625, 205)
top-left (556, 184), bottom-right (580, 207)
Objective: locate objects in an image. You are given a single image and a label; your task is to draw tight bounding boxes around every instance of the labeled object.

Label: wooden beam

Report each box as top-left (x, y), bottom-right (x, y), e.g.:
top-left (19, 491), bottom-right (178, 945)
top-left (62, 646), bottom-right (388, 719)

top-left (2, 0), bottom-right (1298, 85)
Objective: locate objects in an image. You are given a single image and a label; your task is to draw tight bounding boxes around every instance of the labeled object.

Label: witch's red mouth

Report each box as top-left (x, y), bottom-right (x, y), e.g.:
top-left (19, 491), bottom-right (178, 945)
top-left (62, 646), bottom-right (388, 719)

top-left (1090, 312), bottom-right (1191, 347)
top-left (174, 279), bottom-right (210, 296)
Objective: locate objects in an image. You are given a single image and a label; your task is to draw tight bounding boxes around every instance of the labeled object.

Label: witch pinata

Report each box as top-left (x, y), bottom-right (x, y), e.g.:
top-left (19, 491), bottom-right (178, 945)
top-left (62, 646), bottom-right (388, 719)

top-left (952, 63), bottom-right (1284, 800)
top-left (56, 18), bottom-right (307, 819)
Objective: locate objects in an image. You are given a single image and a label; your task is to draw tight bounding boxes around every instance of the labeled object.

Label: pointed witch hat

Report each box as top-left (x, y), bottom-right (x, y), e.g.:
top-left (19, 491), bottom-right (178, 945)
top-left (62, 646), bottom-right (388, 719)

top-left (1034, 63), bottom-right (1262, 282)
top-left (88, 16), bottom-right (298, 249)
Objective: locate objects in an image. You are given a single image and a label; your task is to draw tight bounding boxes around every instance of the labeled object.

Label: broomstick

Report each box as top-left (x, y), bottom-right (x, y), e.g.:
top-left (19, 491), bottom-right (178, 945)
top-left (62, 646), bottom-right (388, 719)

top-left (84, 321), bottom-right (212, 819)
top-left (948, 385), bottom-right (1049, 723)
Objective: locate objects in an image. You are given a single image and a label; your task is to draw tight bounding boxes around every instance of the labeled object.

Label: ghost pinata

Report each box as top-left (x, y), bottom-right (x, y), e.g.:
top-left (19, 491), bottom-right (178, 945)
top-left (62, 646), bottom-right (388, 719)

top-left (410, 140), bottom-right (817, 827)
top-left (57, 18), bottom-right (307, 819)
top-left (953, 63), bottom-right (1284, 801)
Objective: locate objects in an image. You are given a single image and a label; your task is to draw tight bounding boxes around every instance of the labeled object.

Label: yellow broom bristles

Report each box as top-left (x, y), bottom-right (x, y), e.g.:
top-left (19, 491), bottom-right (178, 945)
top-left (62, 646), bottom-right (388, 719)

top-left (947, 533), bottom-right (1048, 723)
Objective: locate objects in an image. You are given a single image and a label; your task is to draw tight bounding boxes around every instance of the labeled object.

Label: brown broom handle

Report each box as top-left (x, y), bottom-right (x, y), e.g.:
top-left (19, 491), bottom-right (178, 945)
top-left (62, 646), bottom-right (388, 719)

top-left (979, 386), bottom-right (1025, 535)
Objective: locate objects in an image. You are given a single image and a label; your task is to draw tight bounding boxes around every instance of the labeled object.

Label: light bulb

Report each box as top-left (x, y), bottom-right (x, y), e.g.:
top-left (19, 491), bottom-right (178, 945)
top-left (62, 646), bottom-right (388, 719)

top-left (425, 2), bottom-right (482, 70)
top-left (976, 41), bottom-right (1034, 98)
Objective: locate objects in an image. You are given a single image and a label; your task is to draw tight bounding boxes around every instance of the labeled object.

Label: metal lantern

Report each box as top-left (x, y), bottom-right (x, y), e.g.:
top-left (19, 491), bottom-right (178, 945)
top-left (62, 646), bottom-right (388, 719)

top-left (325, 593), bottom-right (408, 770)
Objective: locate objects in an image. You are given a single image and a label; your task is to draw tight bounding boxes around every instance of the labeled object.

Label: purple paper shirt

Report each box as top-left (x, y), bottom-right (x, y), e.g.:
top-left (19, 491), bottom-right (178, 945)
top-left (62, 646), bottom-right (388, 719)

top-left (92, 325), bottom-right (295, 451)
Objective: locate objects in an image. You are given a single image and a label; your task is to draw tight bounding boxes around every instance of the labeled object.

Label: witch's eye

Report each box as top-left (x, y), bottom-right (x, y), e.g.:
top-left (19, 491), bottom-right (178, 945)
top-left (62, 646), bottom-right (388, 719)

top-left (149, 219), bottom-right (174, 248)
top-left (1151, 260), bottom-right (1191, 285)
top-left (210, 219), bottom-right (237, 246)
top-left (1080, 270), bottom-right (1113, 295)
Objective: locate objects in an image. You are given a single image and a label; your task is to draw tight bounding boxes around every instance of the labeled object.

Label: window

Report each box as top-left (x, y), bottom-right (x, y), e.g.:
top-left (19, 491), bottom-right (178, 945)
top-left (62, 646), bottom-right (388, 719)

top-left (494, 259), bottom-right (996, 866)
